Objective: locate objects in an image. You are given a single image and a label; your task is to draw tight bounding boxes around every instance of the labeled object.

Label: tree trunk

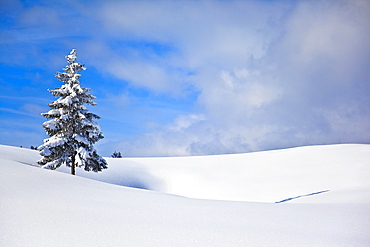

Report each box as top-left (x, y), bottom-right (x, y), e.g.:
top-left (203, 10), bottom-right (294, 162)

top-left (71, 152), bottom-right (76, 175)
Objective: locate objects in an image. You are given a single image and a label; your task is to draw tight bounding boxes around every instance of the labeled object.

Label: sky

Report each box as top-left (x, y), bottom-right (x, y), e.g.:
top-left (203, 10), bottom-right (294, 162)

top-left (0, 0), bottom-right (369, 157)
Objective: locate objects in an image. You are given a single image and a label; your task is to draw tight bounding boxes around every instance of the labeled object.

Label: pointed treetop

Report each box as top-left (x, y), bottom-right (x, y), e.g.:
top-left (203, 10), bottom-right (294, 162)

top-left (66, 49), bottom-right (77, 64)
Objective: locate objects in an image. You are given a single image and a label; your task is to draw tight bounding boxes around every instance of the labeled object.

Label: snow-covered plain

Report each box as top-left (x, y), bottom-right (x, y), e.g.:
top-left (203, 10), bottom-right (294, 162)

top-left (1, 144), bottom-right (369, 246)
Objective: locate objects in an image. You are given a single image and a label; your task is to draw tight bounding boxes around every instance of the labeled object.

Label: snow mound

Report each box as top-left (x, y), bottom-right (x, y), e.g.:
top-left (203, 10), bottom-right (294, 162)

top-left (49, 144), bottom-right (370, 203)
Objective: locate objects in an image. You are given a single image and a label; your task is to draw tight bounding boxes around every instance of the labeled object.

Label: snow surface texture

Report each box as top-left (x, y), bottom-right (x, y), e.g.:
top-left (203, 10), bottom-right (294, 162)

top-left (1, 144), bottom-right (369, 246)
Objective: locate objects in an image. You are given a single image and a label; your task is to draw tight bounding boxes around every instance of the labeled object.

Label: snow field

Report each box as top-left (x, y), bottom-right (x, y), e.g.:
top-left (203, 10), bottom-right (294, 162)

top-left (1, 144), bottom-right (369, 246)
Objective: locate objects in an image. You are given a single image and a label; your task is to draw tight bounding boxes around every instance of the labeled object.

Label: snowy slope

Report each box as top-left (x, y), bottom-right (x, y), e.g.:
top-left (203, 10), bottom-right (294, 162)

top-left (1, 144), bottom-right (370, 246)
top-left (53, 144), bottom-right (370, 203)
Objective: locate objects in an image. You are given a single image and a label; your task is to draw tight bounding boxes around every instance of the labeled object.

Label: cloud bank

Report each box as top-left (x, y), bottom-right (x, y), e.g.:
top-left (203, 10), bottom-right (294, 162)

top-left (95, 0), bottom-right (370, 156)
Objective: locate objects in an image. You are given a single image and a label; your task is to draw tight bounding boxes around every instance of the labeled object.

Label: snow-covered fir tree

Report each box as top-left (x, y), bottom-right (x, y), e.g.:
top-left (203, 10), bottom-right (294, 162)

top-left (38, 49), bottom-right (107, 175)
top-left (111, 151), bottom-right (122, 158)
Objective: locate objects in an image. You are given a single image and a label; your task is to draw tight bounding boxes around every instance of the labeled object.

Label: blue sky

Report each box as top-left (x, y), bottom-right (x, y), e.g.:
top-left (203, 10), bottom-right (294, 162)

top-left (0, 0), bottom-right (369, 157)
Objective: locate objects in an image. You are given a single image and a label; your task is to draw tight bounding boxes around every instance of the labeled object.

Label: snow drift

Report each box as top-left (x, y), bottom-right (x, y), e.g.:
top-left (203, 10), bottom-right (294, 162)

top-left (1, 144), bottom-right (369, 246)
top-left (59, 144), bottom-right (370, 203)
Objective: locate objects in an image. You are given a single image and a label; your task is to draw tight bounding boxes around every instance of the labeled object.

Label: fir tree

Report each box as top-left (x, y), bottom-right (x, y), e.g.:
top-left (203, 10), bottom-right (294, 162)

top-left (38, 49), bottom-right (107, 175)
top-left (111, 151), bottom-right (122, 158)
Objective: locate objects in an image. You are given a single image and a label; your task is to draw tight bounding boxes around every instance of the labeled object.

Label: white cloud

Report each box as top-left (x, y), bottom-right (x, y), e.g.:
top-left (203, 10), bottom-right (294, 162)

top-left (169, 114), bottom-right (205, 132)
top-left (93, 0), bottom-right (287, 90)
top-left (99, 0), bottom-right (370, 156)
